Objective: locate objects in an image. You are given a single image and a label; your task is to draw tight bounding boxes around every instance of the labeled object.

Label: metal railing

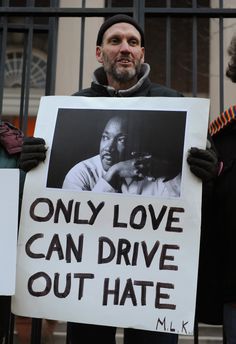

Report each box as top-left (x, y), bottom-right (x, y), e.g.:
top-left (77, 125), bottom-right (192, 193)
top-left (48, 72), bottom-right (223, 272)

top-left (1, 1), bottom-right (235, 343)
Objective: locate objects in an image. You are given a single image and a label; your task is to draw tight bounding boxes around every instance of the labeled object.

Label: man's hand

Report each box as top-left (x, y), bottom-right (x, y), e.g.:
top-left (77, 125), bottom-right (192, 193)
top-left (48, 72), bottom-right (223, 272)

top-left (116, 156), bottom-right (150, 179)
top-left (103, 154), bottom-right (152, 190)
top-left (187, 146), bottom-right (218, 182)
top-left (131, 152), bottom-right (179, 181)
top-left (129, 152), bottom-right (167, 181)
top-left (19, 137), bottom-right (47, 172)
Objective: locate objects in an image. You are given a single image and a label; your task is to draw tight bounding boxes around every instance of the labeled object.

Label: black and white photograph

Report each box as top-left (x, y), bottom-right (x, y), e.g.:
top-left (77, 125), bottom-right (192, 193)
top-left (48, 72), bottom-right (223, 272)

top-left (47, 108), bottom-right (186, 198)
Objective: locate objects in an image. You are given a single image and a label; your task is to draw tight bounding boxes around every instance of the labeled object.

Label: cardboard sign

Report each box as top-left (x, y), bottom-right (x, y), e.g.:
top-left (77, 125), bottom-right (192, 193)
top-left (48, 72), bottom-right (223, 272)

top-left (12, 96), bottom-right (209, 335)
top-left (0, 168), bottom-right (19, 295)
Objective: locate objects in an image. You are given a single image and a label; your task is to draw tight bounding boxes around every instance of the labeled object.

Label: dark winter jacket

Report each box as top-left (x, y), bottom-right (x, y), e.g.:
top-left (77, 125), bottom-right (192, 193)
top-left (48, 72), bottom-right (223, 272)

top-left (196, 106), bottom-right (236, 325)
top-left (73, 64), bottom-right (183, 98)
top-left (211, 107), bottom-right (236, 304)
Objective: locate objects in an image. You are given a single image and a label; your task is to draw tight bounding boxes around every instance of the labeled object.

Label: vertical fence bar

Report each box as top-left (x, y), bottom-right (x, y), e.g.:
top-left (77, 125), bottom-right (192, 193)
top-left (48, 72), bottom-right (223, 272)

top-left (192, 1), bottom-right (198, 342)
top-left (78, 0), bottom-right (86, 91)
top-left (220, 1), bottom-right (225, 337)
top-left (19, 0), bottom-right (34, 134)
top-left (219, 0), bottom-right (224, 113)
top-left (134, 0), bottom-right (145, 30)
top-left (0, 2), bottom-right (235, 343)
top-left (193, 1), bottom-right (198, 340)
top-left (22, 15), bottom-right (33, 135)
top-left (26, 0), bottom-right (43, 338)
top-left (192, 0), bottom-right (197, 97)
top-left (30, 318), bottom-right (42, 344)
top-left (0, 0), bottom-right (9, 117)
top-left (166, 0), bottom-right (171, 87)
top-left (45, 0), bottom-right (59, 95)
top-left (194, 316), bottom-right (199, 344)
top-left (19, 22), bottom-right (28, 130)
top-left (6, 314), bottom-right (15, 344)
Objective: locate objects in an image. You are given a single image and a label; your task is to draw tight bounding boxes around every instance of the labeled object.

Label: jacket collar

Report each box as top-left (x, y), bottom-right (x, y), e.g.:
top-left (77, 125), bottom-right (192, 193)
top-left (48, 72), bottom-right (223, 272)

top-left (209, 105), bottom-right (236, 136)
top-left (92, 63), bottom-right (151, 96)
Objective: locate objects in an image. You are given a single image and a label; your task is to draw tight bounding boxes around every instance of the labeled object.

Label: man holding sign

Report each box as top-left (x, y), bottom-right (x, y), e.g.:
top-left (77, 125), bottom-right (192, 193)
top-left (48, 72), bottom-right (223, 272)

top-left (61, 14), bottom-right (219, 344)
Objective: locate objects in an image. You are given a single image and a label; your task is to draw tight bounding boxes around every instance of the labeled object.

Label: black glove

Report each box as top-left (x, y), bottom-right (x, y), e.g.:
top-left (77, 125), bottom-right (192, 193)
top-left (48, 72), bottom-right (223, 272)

top-left (187, 146), bottom-right (219, 182)
top-left (19, 137), bottom-right (47, 172)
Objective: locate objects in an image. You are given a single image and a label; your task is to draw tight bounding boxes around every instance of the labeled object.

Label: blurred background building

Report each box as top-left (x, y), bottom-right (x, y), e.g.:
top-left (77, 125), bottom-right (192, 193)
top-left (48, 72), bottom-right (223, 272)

top-left (1, 0), bottom-right (236, 136)
top-left (1, 1), bottom-right (236, 342)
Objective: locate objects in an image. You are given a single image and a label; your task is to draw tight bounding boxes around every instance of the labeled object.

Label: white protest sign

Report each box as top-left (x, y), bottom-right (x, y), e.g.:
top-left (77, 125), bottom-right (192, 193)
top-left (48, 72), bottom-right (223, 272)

top-left (12, 96), bottom-right (209, 335)
top-left (0, 168), bottom-right (19, 295)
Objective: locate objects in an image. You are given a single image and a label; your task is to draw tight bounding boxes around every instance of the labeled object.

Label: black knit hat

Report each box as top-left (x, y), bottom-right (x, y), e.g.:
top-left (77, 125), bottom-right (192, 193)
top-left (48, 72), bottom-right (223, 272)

top-left (96, 14), bottom-right (145, 47)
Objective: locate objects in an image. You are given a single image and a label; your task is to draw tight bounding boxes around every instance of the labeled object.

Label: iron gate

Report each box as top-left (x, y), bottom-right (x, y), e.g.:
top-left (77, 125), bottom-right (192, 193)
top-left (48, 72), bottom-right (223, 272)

top-left (1, 0), bottom-right (236, 343)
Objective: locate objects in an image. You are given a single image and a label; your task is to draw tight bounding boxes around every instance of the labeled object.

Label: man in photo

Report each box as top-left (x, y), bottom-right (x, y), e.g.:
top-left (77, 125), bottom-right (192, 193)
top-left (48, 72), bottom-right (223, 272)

top-left (62, 114), bottom-right (181, 197)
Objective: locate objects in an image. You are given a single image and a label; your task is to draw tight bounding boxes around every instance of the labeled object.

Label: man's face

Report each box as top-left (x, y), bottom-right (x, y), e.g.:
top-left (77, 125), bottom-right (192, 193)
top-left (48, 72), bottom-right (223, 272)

top-left (100, 116), bottom-right (128, 171)
top-left (96, 22), bottom-right (145, 86)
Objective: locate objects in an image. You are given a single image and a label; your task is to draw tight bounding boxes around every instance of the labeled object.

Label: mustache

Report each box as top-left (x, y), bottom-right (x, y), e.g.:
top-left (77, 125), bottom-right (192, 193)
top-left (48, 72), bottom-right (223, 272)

top-left (101, 152), bottom-right (113, 159)
top-left (116, 56), bottom-right (132, 62)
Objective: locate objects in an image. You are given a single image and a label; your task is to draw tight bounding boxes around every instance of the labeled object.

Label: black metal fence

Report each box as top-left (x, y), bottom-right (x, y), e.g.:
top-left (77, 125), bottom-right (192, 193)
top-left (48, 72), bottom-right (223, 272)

top-left (1, 0), bottom-right (236, 343)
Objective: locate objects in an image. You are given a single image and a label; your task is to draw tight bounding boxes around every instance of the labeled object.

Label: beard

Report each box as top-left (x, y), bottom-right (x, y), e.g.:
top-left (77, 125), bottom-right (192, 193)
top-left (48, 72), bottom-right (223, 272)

top-left (103, 55), bottom-right (142, 83)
